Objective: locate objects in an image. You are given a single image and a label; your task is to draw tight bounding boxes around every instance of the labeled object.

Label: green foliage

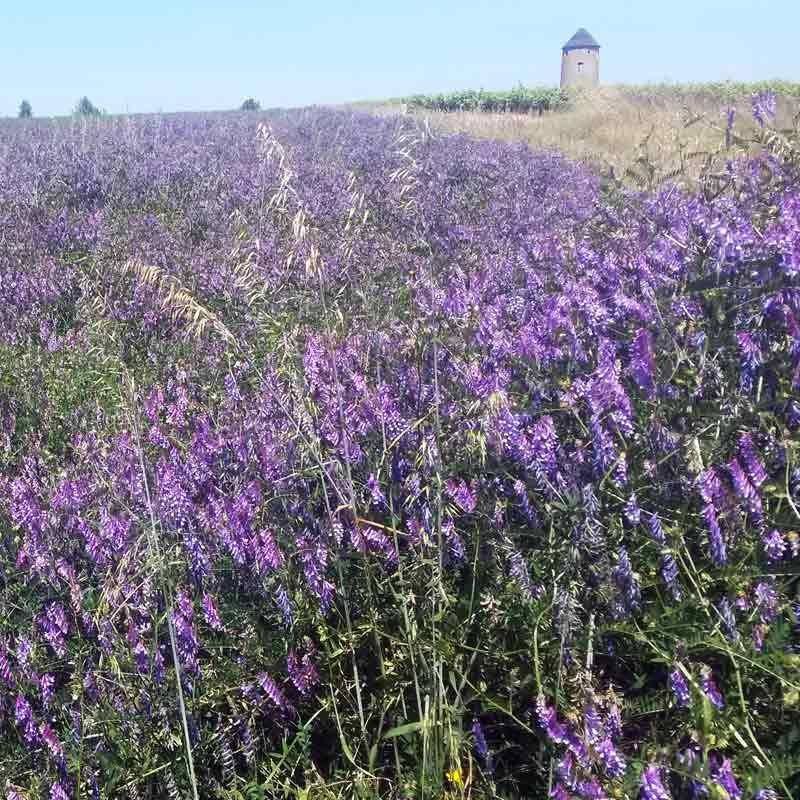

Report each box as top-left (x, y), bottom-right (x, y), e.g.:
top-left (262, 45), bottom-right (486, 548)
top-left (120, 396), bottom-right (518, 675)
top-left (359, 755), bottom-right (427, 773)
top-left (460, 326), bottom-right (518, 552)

top-left (241, 98), bottom-right (261, 112)
top-left (404, 85), bottom-right (568, 113)
top-left (18, 99), bottom-right (32, 119)
top-left (616, 79), bottom-right (800, 102)
top-left (74, 95), bottom-right (101, 116)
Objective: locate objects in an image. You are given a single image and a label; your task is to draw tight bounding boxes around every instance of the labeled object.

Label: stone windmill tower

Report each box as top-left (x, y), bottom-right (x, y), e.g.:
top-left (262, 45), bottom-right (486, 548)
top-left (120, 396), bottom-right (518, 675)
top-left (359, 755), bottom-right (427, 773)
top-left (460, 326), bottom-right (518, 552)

top-left (560, 28), bottom-right (600, 89)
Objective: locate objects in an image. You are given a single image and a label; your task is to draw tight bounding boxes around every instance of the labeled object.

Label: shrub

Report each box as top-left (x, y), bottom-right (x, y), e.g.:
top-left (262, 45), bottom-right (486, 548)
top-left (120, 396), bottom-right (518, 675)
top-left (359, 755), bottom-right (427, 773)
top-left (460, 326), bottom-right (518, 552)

top-left (18, 100), bottom-right (32, 119)
top-left (74, 96), bottom-right (101, 116)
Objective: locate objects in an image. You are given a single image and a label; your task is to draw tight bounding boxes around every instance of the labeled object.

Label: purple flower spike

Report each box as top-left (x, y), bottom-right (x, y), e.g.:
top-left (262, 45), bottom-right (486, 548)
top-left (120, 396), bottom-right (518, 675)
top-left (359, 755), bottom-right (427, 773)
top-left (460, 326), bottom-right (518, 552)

top-left (584, 704), bottom-right (602, 743)
top-left (15, 695), bottom-right (40, 748)
top-left (711, 758), bottom-right (741, 800)
top-left (50, 783), bottom-right (70, 800)
top-left (640, 765), bottom-right (671, 800)
top-left (630, 328), bottom-right (656, 398)
top-left (597, 736), bottom-right (626, 778)
top-left (701, 503), bottom-right (727, 566)
top-left (762, 529), bottom-right (786, 562)
top-left (752, 90), bottom-right (777, 127)
top-left (550, 784), bottom-right (570, 800)
top-left (700, 667), bottom-right (724, 709)
top-left (202, 593), bottom-right (224, 632)
top-left (669, 668), bottom-right (691, 707)
top-left (472, 717), bottom-right (491, 771)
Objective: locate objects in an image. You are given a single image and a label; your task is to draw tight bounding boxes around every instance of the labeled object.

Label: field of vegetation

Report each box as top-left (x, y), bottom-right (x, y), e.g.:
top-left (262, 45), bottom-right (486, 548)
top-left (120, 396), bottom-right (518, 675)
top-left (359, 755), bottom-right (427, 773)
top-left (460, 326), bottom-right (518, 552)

top-left (0, 93), bottom-right (799, 800)
top-left (401, 86), bottom-right (568, 113)
top-left (370, 82), bottom-right (800, 188)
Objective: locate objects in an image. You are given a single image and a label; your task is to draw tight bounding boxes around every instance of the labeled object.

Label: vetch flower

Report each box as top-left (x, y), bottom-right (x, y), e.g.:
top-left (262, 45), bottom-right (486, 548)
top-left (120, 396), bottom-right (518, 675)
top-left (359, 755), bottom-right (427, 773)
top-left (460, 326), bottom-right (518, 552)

top-left (472, 717), bottom-right (492, 771)
top-left (584, 704), bottom-right (602, 743)
top-left (752, 90), bottom-right (777, 127)
top-left (597, 736), bottom-right (626, 778)
top-left (762, 529), bottom-right (786, 562)
top-left (659, 553), bottom-right (682, 601)
top-left (624, 494), bottom-right (641, 526)
top-left (201, 593), bottom-right (224, 632)
top-left (630, 328), bottom-right (656, 398)
top-left (669, 668), bottom-right (691, 707)
top-left (700, 667), bottom-right (724, 709)
top-left (641, 765), bottom-right (671, 800)
top-left (711, 757), bottom-right (741, 800)
top-left (701, 503), bottom-right (727, 566)
top-left (14, 695), bottom-right (40, 748)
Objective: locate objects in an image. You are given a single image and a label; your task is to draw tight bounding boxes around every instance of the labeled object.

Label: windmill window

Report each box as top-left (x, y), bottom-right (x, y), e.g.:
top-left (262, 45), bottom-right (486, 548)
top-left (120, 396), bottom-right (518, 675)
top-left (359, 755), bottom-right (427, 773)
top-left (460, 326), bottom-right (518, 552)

top-left (577, 62), bottom-right (585, 73)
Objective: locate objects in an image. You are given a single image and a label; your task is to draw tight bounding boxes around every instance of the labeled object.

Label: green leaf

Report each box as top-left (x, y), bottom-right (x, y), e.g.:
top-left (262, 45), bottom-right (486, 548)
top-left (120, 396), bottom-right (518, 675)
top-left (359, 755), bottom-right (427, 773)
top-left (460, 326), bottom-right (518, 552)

top-left (382, 721), bottom-right (424, 740)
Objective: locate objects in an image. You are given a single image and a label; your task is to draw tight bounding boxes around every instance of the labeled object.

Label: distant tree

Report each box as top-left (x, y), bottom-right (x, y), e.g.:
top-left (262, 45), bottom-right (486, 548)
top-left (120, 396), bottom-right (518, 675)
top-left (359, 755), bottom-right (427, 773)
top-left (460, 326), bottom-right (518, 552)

top-left (240, 98), bottom-right (261, 112)
top-left (18, 100), bottom-right (33, 119)
top-left (74, 96), bottom-right (101, 116)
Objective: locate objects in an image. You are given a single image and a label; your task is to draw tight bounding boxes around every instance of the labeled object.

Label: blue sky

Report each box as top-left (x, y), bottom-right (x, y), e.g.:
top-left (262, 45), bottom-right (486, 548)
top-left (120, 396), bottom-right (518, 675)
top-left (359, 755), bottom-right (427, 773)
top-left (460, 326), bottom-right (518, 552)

top-left (2, 0), bottom-right (798, 116)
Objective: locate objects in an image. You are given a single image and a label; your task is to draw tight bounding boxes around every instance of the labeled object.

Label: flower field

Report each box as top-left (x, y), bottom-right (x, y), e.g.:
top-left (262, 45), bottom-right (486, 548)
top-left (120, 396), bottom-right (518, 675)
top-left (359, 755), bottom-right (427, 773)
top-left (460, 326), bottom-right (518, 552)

top-left (0, 103), bottom-right (799, 799)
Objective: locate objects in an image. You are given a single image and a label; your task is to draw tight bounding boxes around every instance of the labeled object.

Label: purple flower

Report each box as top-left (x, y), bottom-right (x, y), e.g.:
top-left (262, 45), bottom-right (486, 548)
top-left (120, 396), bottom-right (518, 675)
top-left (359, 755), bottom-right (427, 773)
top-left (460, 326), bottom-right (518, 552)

top-left (630, 328), bottom-right (656, 398)
top-left (15, 695), bottom-right (40, 748)
top-left (754, 789), bottom-right (779, 800)
top-left (509, 549), bottom-right (542, 601)
top-left (445, 478), bottom-right (477, 513)
top-left (739, 433), bottom-right (767, 488)
top-left (472, 717), bottom-right (491, 770)
top-left (49, 783), bottom-right (70, 800)
top-left (604, 704), bottom-right (622, 740)
top-left (584, 704), bottom-right (602, 743)
top-left (728, 457), bottom-right (763, 519)
top-left (366, 473), bottom-right (386, 507)
top-left (624, 494), bottom-right (641, 526)
top-left (578, 777), bottom-right (607, 799)
top-left (716, 597), bottom-right (738, 641)
top-left (201, 593), bottom-right (224, 632)
top-left (752, 623), bottom-right (767, 652)
top-left (700, 667), bottom-right (724, 709)
top-left (38, 602), bottom-right (70, 657)
top-left (287, 648), bottom-right (319, 696)
top-left (640, 765), bottom-right (671, 800)
top-left (752, 90), bottom-right (777, 127)
top-left (711, 757), bottom-right (741, 800)
top-left (297, 532), bottom-right (335, 613)
top-left (669, 668), bottom-right (691, 707)
top-left (273, 583), bottom-right (294, 627)
top-left (659, 553), bottom-right (682, 600)
top-left (550, 785), bottom-right (570, 800)
top-left (0, 648), bottom-right (15, 689)
top-left (536, 697), bottom-right (569, 744)
top-left (612, 547), bottom-right (640, 618)
top-left (513, 479), bottom-right (539, 524)
top-left (256, 672), bottom-right (294, 716)
top-left (172, 588), bottom-right (199, 676)
top-left (556, 751), bottom-right (578, 790)
top-left (762, 529), bottom-right (786, 562)
top-left (253, 528), bottom-right (284, 575)
top-left (648, 512), bottom-right (665, 544)
top-left (754, 581), bottom-right (779, 624)
top-left (701, 503), bottom-right (727, 566)
top-left (597, 736), bottom-right (626, 778)
top-left (40, 721), bottom-right (64, 761)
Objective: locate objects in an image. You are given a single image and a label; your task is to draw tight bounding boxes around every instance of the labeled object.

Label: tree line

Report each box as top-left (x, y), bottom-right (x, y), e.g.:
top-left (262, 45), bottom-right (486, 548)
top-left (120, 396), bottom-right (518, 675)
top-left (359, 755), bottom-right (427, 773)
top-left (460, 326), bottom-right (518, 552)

top-left (15, 97), bottom-right (263, 119)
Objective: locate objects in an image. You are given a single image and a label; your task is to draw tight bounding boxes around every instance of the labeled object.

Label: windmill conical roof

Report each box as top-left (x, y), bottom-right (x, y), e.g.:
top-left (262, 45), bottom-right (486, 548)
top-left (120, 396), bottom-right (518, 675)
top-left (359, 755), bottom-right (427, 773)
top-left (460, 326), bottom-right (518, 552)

top-left (563, 28), bottom-right (600, 51)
